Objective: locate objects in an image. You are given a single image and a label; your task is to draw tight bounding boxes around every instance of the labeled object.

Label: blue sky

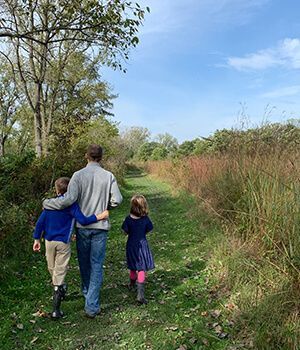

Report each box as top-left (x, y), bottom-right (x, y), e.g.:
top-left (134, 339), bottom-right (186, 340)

top-left (102, 0), bottom-right (300, 142)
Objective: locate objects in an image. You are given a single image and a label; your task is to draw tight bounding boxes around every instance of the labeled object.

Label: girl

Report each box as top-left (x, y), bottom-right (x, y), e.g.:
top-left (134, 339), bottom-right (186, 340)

top-left (121, 195), bottom-right (154, 304)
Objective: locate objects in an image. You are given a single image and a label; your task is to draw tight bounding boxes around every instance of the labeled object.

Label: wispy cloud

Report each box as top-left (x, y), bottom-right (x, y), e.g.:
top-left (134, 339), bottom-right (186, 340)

top-left (261, 85), bottom-right (300, 99)
top-left (139, 0), bottom-right (270, 36)
top-left (227, 38), bottom-right (300, 70)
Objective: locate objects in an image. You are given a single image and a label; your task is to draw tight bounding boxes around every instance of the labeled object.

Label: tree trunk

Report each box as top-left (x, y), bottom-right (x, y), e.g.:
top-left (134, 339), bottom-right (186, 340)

top-left (34, 83), bottom-right (43, 157)
top-left (0, 136), bottom-right (4, 157)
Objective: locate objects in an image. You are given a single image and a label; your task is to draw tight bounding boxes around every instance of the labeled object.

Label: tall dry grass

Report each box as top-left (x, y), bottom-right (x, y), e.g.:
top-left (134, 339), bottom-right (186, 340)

top-left (145, 150), bottom-right (300, 349)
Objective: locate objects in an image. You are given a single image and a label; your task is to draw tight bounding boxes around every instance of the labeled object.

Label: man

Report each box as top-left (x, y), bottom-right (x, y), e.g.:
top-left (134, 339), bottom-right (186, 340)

top-left (43, 144), bottom-right (122, 318)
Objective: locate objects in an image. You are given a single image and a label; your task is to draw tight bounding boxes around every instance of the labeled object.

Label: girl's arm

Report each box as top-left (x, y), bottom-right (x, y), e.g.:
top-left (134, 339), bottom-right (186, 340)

top-left (121, 217), bottom-right (129, 234)
top-left (146, 217), bottom-right (153, 233)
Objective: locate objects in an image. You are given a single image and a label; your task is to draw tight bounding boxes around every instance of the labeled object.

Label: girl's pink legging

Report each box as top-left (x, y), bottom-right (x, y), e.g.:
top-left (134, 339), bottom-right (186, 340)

top-left (130, 270), bottom-right (145, 283)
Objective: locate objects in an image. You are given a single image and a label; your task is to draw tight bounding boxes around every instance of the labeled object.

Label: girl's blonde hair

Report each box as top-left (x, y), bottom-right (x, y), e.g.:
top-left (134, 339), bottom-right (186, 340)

top-left (130, 195), bottom-right (149, 217)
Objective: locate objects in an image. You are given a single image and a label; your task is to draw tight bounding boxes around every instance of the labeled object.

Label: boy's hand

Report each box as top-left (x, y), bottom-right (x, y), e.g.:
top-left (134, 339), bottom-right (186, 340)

top-left (71, 234), bottom-right (76, 242)
top-left (33, 239), bottom-right (41, 252)
top-left (96, 210), bottom-right (109, 221)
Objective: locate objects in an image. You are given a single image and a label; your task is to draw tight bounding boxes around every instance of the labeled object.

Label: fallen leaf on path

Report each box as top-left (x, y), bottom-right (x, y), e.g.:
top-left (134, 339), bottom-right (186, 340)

top-left (226, 320), bottom-right (235, 327)
top-left (189, 337), bottom-right (197, 344)
top-left (32, 310), bottom-right (48, 318)
top-left (165, 326), bottom-right (178, 331)
top-left (225, 302), bottom-right (237, 310)
top-left (214, 325), bottom-right (222, 334)
top-left (36, 327), bottom-right (44, 333)
top-left (176, 345), bottom-right (187, 350)
top-left (210, 309), bottom-right (221, 318)
top-left (202, 338), bottom-right (209, 346)
top-left (30, 337), bottom-right (39, 344)
top-left (218, 332), bottom-right (229, 339)
top-left (16, 323), bottom-right (24, 330)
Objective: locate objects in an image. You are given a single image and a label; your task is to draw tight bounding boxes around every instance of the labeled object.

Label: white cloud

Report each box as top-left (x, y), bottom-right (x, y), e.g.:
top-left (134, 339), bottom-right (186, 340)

top-left (227, 38), bottom-right (300, 71)
top-left (261, 85), bottom-right (300, 99)
top-left (138, 0), bottom-right (270, 36)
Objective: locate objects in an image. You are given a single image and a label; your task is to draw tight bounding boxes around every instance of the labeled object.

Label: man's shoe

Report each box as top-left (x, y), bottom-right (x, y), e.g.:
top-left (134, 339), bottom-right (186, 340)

top-left (84, 310), bottom-right (101, 319)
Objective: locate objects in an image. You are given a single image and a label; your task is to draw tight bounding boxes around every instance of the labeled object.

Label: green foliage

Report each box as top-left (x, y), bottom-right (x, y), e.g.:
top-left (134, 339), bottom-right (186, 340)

top-left (193, 122), bottom-right (300, 156)
top-left (177, 139), bottom-right (197, 156)
top-left (137, 141), bottom-right (159, 161)
top-left (0, 0), bottom-right (147, 156)
top-left (151, 146), bottom-right (168, 160)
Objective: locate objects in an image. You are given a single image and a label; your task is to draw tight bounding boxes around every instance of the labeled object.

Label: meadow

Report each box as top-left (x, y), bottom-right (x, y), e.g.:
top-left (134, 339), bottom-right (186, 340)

top-left (144, 146), bottom-right (300, 349)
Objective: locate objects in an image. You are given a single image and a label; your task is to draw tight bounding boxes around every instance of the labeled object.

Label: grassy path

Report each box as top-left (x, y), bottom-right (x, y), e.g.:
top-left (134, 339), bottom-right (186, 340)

top-left (1, 172), bottom-right (229, 350)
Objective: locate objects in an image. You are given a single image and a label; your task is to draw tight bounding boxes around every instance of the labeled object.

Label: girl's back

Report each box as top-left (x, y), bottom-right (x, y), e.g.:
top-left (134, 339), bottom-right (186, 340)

top-left (122, 215), bottom-right (153, 242)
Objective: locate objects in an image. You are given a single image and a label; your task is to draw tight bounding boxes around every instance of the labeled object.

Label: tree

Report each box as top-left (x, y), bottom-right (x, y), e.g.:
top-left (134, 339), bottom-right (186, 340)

top-left (177, 139), bottom-right (198, 157)
top-left (137, 141), bottom-right (159, 161)
top-left (151, 146), bottom-right (168, 160)
top-left (0, 64), bottom-right (21, 156)
top-left (0, 0), bottom-right (147, 156)
top-left (121, 126), bottom-right (150, 158)
top-left (155, 133), bottom-right (178, 153)
top-left (49, 51), bottom-right (116, 151)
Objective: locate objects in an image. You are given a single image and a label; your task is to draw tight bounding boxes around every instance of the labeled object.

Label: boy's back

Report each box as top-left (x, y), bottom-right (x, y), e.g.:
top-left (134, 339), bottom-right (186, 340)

top-left (34, 201), bottom-right (97, 244)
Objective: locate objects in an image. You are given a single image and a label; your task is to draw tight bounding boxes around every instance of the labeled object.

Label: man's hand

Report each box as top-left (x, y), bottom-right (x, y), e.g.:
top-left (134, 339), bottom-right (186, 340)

top-left (33, 239), bottom-right (41, 252)
top-left (96, 210), bottom-right (109, 221)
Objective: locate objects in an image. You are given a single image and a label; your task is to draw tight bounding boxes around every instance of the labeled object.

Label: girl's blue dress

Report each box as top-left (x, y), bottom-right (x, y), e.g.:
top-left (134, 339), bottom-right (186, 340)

top-left (121, 215), bottom-right (155, 271)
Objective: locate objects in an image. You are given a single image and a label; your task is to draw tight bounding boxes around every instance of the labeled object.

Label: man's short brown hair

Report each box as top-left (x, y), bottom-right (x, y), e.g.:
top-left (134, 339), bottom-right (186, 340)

top-left (86, 144), bottom-right (103, 162)
top-left (55, 177), bottom-right (70, 195)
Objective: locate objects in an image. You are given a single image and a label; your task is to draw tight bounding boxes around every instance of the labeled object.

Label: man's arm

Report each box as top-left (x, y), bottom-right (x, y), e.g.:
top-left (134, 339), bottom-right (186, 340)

top-left (108, 175), bottom-right (123, 209)
top-left (43, 174), bottom-right (79, 210)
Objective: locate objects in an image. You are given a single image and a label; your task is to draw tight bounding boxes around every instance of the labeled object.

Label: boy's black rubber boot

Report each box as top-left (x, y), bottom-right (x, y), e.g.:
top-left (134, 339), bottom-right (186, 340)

top-left (51, 286), bottom-right (64, 319)
top-left (60, 283), bottom-right (68, 300)
top-left (136, 282), bottom-right (148, 304)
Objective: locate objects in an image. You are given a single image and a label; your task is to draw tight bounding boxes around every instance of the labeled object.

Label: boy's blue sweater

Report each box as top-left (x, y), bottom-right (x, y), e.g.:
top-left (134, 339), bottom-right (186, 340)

top-left (33, 201), bottom-right (97, 244)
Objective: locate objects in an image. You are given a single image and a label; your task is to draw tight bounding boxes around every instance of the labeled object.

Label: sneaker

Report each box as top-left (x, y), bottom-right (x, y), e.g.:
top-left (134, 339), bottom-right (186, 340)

top-left (84, 310), bottom-right (101, 319)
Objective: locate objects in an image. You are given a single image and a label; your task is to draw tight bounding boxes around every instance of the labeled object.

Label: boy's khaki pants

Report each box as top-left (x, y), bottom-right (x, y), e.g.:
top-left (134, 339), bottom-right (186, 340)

top-left (45, 240), bottom-right (71, 286)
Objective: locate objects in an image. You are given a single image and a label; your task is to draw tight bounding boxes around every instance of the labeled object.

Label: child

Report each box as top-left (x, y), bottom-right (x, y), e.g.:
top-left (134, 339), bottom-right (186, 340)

top-left (121, 195), bottom-right (154, 304)
top-left (33, 177), bottom-right (108, 319)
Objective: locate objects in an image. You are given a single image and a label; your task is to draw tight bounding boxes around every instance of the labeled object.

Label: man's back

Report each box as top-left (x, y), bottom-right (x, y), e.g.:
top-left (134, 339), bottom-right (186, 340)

top-left (74, 163), bottom-right (120, 229)
top-left (43, 162), bottom-right (122, 230)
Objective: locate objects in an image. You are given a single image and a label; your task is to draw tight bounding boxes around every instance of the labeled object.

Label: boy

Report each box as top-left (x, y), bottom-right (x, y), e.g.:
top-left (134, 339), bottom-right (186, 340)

top-left (33, 177), bottom-right (108, 319)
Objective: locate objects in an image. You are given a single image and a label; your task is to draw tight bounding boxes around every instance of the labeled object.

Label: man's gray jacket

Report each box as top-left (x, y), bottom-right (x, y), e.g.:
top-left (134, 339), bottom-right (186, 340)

top-left (43, 162), bottom-right (122, 230)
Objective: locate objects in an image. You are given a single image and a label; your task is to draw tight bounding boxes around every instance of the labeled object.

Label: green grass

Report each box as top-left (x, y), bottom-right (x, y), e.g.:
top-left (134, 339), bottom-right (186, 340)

top-left (0, 172), bottom-right (230, 350)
